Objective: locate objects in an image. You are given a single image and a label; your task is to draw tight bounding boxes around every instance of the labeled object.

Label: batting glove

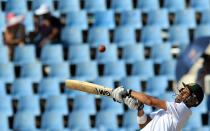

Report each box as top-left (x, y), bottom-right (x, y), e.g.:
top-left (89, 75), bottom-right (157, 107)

top-left (124, 96), bottom-right (144, 110)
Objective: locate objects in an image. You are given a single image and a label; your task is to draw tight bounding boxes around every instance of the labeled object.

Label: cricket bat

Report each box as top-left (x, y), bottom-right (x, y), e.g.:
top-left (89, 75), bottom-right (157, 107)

top-left (65, 79), bottom-right (113, 98)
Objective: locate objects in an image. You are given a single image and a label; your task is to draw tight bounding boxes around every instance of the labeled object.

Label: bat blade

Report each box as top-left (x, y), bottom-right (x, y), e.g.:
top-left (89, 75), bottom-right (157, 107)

top-left (65, 79), bottom-right (113, 98)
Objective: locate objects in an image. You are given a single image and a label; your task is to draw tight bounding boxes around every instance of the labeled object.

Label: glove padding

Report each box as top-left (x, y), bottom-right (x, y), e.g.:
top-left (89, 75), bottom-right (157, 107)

top-left (112, 86), bottom-right (127, 103)
top-left (124, 96), bottom-right (144, 110)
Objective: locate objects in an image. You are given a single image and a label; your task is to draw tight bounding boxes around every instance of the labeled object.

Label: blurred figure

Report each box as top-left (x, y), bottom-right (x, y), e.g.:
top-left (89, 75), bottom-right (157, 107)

top-left (33, 4), bottom-right (61, 47)
top-left (4, 13), bottom-right (26, 60)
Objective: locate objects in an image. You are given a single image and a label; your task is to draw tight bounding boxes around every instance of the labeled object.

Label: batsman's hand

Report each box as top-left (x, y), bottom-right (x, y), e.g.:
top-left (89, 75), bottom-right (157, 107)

top-left (124, 96), bottom-right (144, 110)
top-left (112, 86), bottom-right (127, 103)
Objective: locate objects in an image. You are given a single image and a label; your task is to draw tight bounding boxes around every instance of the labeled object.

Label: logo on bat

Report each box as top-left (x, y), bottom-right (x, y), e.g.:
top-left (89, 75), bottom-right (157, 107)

top-left (95, 88), bottom-right (111, 96)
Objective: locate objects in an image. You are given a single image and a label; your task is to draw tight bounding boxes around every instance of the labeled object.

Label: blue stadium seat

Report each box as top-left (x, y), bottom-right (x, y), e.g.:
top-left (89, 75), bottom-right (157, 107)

top-left (151, 44), bottom-right (172, 64)
top-left (137, 0), bottom-right (159, 13)
top-left (100, 97), bottom-right (124, 115)
top-left (41, 44), bottom-right (64, 65)
top-left (160, 60), bottom-right (177, 80)
top-left (147, 9), bottom-right (169, 29)
top-left (168, 26), bottom-right (189, 45)
top-left (68, 111), bottom-right (91, 130)
top-left (0, 63), bottom-right (15, 83)
top-left (158, 91), bottom-right (175, 102)
top-left (190, 0), bottom-right (210, 12)
top-left (0, 32), bottom-right (3, 45)
top-left (73, 94), bottom-right (96, 115)
top-left (93, 77), bottom-right (114, 88)
top-left (141, 26), bottom-right (162, 47)
top-left (164, 0), bottom-right (185, 13)
top-left (14, 45), bottom-right (36, 66)
top-left (74, 61), bottom-right (98, 81)
top-left (96, 111), bottom-right (118, 130)
top-left (174, 9), bottom-right (196, 29)
top-left (6, 0), bottom-right (27, 14)
top-left (123, 110), bottom-right (139, 130)
top-left (14, 112), bottom-right (36, 130)
top-left (120, 76), bottom-right (141, 92)
top-left (66, 11), bottom-right (88, 29)
top-left (114, 26), bottom-right (136, 47)
top-left (0, 81), bottom-right (6, 96)
top-left (48, 62), bottom-right (70, 82)
top-left (85, 0), bottom-right (106, 13)
top-left (17, 95), bottom-right (40, 116)
top-left (104, 60), bottom-right (126, 81)
top-left (0, 114), bottom-right (9, 130)
top-left (21, 62), bottom-right (42, 83)
top-left (120, 10), bottom-right (142, 30)
top-left (23, 12), bottom-right (35, 33)
top-left (93, 10), bottom-right (115, 29)
top-left (68, 45), bottom-right (90, 64)
top-left (111, 0), bottom-right (132, 13)
top-left (32, 0), bottom-right (54, 11)
top-left (41, 111), bottom-right (64, 130)
top-left (0, 12), bottom-right (5, 32)
top-left (11, 78), bottom-right (33, 99)
top-left (96, 44), bottom-right (118, 64)
top-left (184, 112), bottom-right (202, 128)
top-left (122, 44), bottom-right (144, 63)
top-left (201, 10), bottom-right (210, 25)
top-left (46, 95), bottom-right (68, 115)
top-left (194, 25), bottom-right (210, 39)
top-left (59, 0), bottom-right (80, 13)
top-left (65, 85), bottom-right (87, 98)
top-left (61, 27), bottom-right (83, 47)
top-left (88, 27), bottom-right (110, 47)
top-left (0, 96), bottom-right (12, 116)
top-left (132, 60), bottom-right (154, 81)
top-left (0, 46), bottom-right (9, 64)
top-left (145, 75), bottom-right (168, 96)
top-left (38, 78), bottom-right (60, 99)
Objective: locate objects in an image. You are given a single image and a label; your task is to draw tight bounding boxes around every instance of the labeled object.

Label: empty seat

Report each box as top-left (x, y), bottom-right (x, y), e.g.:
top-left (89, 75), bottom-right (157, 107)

top-left (201, 10), bottom-right (210, 25)
top-left (0, 114), bottom-right (9, 130)
top-left (85, 0), bottom-right (106, 13)
top-left (147, 9), bottom-right (169, 29)
top-left (151, 44), bottom-right (172, 64)
top-left (104, 60), bottom-right (126, 81)
top-left (174, 9), bottom-right (196, 29)
top-left (14, 112), bottom-right (36, 130)
top-left (59, 0), bottom-right (80, 13)
top-left (141, 26), bottom-right (162, 47)
top-left (158, 91), bottom-right (175, 102)
top-left (17, 95), bottom-right (40, 115)
top-left (0, 81), bottom-right (6, 96)
top-left (96, 44), bottom-right (118, 64)
top-left (32, 0), bottom-right (54, 11)
top-left (23, 12), bottom-right (35, 33)
top-left (164, 0), bottom-right (185, 13)
top-left (184, 112), bottom-right (202, 128)
top-left (194, 25), bottom-right (210, 39)
top-left (73, 94), bottom-right (96, 115)
top-left (168, 26), bottom-right (189, 45)
top-left (0, 96), bottom-right (12, 116)
top-left (68, 111), bottom-right (91, 130)
top-left (11, 78), bottom-right (33, 99)
top-left (0, 12), bottom-right (5, 32)
top-left (132, 60), bottom-right (154, 81)
top-left (123, 110), bottom-right (139, 130)
top-left (0, 63), bottom-right (15, 83)
top-left (6, 0), bottom-right (27, 14)
top-left (21, 62), bottom-right (42, 83)
top-left (160, 60), bottom-right (177, 80)
top-left (122, 44), bottom-right (144, 63)
top-left (41, 44), bottom-right (63, 65)
top-left (14, 45), bottom-right (36, 65)
top-left (41, 111), bottom-right (64, 130)
top-left (46, 95), bottom-right (68, 115)
top-left (137, 0), bottom-right (159, 13)
top-left (68, 45), bottom-right (90, 64)
top-left (38, 78), bottom-right (60, 99)
top-left (120, 76), bottom-right (141, 92)
top-left (190, 0), bottom-right (210, 12)
top-left (0, 46), bottom-right (9, 64)
top-left (111, 0), bottom-right (132, 13)
top-left (48, 62), bottom-right (70, 82)
top-left (93, 10), bottom-right (115, 29)
top-left (66, 11), bottom-right (88, 29)
top-left (114, 26), bottom-right (136, 47)
top-left (61, 27), bottom-right (83, 47)
top-left (120, 10), bottom-right (142, 29)
top-left (88, 27), bottom-right (110, 47)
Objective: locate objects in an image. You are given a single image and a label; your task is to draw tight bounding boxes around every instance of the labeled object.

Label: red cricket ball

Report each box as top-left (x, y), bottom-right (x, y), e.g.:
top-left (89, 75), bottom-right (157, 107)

top-left (98, 45), bottom-right (106, 52)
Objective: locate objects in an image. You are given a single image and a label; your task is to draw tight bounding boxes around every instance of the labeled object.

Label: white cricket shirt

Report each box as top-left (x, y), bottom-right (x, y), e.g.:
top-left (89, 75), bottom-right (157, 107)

top-left (141, 102), bottom-right (192, 131)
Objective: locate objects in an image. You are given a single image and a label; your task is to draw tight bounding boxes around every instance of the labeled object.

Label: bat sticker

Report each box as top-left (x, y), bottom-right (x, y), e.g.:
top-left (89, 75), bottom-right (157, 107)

top-left (95, 88), bottom-right (111, 96)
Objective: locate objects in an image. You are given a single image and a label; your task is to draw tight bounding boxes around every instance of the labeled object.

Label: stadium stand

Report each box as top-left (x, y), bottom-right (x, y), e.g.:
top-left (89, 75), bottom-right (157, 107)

top-left (85, 0), bottom-right (106, 13)
top-left (0, 46), bottom-right (9, 64)
top-left (163, 0), bottom-right (186, 13)
top-left (58, 0), bottom-right (80, 13)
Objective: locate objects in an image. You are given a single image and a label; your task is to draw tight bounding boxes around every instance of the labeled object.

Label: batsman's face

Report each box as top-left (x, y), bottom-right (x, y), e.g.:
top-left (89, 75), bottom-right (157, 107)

top-left (175, 87), bottom-right (191, 103)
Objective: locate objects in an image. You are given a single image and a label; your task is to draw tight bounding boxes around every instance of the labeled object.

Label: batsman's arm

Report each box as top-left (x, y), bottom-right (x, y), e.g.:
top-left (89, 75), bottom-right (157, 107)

top-left (138, 109), bottom-right (152, 129)
top-left (131, 91), bottom-right (167, 111)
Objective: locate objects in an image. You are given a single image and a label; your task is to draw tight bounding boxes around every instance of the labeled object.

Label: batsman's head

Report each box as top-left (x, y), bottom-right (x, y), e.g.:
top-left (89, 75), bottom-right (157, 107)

top-left (175, 82), bottom-right (204, 107)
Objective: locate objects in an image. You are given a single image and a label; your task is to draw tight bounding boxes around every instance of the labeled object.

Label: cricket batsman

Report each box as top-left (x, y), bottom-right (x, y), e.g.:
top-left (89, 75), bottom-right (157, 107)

top-left (112, 82), bottom-right (204, 131)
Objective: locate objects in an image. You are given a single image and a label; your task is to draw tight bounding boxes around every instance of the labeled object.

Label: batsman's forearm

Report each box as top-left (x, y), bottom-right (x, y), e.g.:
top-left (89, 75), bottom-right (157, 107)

top-left (131, 91), bottom-right (153, 106)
